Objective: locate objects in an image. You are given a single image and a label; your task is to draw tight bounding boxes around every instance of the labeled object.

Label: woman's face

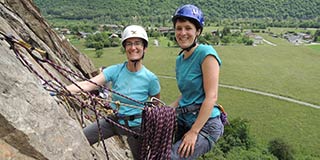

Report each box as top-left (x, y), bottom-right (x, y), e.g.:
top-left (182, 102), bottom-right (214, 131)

top-left (124, 38), bottom-right (146, 61)
top-left (174, 19), bottom-right (200, 49)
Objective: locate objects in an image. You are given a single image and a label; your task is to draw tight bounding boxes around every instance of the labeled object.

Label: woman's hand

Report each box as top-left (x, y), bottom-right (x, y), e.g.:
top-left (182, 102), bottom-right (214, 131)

top-left (178, 130), bottom-right (198, 158)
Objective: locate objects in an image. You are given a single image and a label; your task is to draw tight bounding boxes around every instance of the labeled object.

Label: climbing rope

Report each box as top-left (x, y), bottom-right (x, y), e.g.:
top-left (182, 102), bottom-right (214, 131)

top-left (141, 105), bottom-right (176, 159)
top-left (0, 31), bottom-right (176, 159)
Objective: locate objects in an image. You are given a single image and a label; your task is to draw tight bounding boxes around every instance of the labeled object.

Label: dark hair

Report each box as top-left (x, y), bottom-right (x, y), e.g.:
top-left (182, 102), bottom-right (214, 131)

top-left (142, 40), bottom-right (148, 48)
top-left (173, 16), bottom-right (202, 32)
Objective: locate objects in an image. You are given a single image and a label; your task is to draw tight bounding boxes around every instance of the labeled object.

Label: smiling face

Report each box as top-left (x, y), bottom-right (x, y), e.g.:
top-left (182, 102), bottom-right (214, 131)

top-left (174, 19), bottom-right (200, 49)
top-left (124, 37), bottom-right (146, 61)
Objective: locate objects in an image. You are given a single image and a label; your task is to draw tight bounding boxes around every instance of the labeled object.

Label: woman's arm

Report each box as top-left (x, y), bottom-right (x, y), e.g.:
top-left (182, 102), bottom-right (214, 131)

top-left (190, 55), bottom-right (220, 133)
top-left (178, 55), bottom-right (220, 158)
top-left (66, 72), bottom-right (106, 94)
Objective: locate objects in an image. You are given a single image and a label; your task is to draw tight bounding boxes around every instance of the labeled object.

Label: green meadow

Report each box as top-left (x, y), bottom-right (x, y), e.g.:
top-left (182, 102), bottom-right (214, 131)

top-left (71, 34), bottom-right (320, 157)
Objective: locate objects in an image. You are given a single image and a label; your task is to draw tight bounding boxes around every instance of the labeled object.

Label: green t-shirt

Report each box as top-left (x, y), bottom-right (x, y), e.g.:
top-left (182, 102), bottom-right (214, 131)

top-left (176, 44), bottom-right (222, 124)
top-left (103, 62), bottom-right (160, 127)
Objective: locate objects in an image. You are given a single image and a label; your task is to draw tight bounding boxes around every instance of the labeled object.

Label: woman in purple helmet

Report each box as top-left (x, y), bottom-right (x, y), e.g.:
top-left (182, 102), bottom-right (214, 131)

top-left (170, 4), bottom-right (224, 159)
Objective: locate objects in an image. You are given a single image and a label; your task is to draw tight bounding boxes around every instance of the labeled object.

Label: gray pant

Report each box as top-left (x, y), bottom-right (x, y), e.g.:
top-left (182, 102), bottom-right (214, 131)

top-left (83, 117), bottom-right (141, 160)
top-left (171, 116), bottom-right (224, 159)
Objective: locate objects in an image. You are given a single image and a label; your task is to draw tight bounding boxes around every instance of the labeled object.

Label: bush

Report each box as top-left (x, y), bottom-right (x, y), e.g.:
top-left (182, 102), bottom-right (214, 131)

top-left (226, 147), bottom-right (276, 160)
top-left (245, 39), bottom-right (254, 46)
top-left (268, 138), bottom-right (294, 160)
top-left (218, 118), bottom-right (255, 153)
top-left (204, 118), bottom-right (275, 160)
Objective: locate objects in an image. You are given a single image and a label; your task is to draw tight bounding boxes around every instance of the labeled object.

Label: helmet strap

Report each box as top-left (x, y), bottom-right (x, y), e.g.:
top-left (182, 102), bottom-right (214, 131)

top-left (129, 52), bottom-right (144, 65)
top-left (178, 37), bottom-right (198, 55)
top-left (131, 60), bottom-right (139, 68)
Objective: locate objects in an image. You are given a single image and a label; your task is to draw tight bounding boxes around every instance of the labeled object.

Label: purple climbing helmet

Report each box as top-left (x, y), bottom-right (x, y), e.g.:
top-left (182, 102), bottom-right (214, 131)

top-left (172, 4), bottom-right (205, 30)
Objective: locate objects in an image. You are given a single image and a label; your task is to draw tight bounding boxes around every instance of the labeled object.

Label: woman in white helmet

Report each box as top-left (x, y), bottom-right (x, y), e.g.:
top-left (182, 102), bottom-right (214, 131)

top-left (66, 25), bottom-right (161, 159)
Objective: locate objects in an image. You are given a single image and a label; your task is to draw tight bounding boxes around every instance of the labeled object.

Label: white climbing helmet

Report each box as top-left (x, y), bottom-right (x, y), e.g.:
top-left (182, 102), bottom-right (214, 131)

top-left (121, 25), bottom-right (148, 47)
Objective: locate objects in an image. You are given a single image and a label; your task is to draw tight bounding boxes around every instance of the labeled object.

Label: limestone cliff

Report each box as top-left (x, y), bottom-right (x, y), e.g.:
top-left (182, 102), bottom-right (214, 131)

top-left (0, 0), bottom-right (130, 159)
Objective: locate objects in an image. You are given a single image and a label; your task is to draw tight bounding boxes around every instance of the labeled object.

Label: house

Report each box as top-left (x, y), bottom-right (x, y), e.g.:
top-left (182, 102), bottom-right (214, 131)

top-left (302, 34), bottom-right (313, 40)
top-left (60, 28), bottom-right (71, 35)
top-left (157, 27), bottom-right (174, 36)
top-left (102, 24), bottom-right (124, 32)
top-left (254, 36), bottom-right (263, 44)
top-left (283, 32), bottom-right (314, 45)
top-left (109, 33), bottom-right (119, 39)
top-left (245, 30), bottom-right (256, 38)
top-left (211, 30), bottom-right (218, 36)
top-left (287, 35), bottom-right (302, 45)
top-left (77, 31), bottom-right (90, 38)
top-left (153, 39), bottom-right (159, 47)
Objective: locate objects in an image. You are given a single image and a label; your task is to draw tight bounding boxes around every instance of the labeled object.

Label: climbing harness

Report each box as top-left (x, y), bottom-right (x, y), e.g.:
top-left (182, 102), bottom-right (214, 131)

top-left (176, 103), bottom-right (230, 126)
top-left (115, 113), bottom-right (142, 128)
top-left (0, 31), bottom-right (176, 160)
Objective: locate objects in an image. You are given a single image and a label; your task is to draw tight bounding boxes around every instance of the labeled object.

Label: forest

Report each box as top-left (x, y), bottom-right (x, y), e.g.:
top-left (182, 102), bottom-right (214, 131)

top-left (34, 0), bottom-right (320, 28)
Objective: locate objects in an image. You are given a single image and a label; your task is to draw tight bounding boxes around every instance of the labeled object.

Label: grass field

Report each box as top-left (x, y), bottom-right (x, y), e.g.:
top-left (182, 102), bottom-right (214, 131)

top-left (308, 44), bottom-right (320, 52)
top-left (71, 34), bottom-right (320, 157)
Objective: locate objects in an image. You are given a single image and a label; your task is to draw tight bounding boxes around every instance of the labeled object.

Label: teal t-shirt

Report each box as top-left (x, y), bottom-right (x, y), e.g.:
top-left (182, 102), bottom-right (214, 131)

top-left (176, 44), bottom-right (221, 124)
top-left (103, 62), bottom-right (161, 127)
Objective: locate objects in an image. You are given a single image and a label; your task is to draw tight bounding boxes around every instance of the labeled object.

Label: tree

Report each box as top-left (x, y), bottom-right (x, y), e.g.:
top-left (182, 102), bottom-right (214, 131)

top-left (313, 30), bottom-right (320, 42)
top-left (222, 27), bottom-right (231, 37)
top-left (242, 36), bottom-right (253, 45)
top-left (95, 49), bottom-right (104, 58)
top-left (93, 41), bottom-right (103, 50)
top-left (220, 36), bottom-right (231, 45)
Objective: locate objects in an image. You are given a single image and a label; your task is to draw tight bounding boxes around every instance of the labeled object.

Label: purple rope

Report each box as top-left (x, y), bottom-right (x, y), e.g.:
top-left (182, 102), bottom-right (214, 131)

top-left (140, 106), bottom-right (176, 160)
top-left (1, 32), bottom-right (178, 159)
top-left (1, 34), bottom-right (112, 158)
top-left (92, 100), bottom-right (109, 160)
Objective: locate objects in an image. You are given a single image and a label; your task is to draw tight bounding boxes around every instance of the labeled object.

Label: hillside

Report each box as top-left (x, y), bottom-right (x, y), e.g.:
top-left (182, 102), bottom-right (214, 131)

top-left (0, 0), bottom-right (129, 159)
top-left (34, 0), bottom-right (320, 27)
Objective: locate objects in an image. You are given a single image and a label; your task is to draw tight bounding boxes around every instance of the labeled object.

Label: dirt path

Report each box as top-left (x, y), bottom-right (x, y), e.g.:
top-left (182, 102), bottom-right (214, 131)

top-left (158, 75), bottom-right (320, 109)
top-left (263, 39), bottom-right (277, 46)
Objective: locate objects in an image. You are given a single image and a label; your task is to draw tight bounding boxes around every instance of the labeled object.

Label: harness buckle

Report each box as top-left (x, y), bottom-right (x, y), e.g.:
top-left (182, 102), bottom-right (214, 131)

top-left (128, 115), bottom-right (136, 121)
top-left (115, 113), bottom-right (142, 128)
top-left (116, 113), bottom-right (141, 120)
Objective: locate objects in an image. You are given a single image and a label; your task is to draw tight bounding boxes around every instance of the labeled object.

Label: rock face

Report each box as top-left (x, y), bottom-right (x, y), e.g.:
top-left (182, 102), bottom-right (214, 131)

top-left (0, 0), bottom-right (130, 159)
